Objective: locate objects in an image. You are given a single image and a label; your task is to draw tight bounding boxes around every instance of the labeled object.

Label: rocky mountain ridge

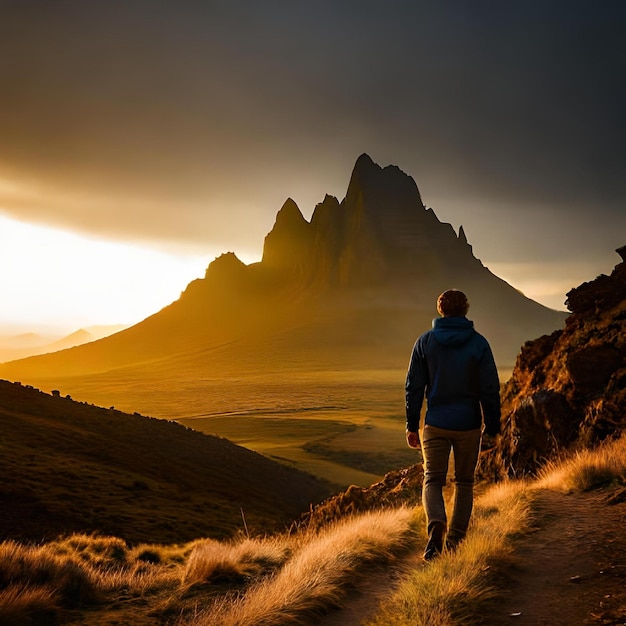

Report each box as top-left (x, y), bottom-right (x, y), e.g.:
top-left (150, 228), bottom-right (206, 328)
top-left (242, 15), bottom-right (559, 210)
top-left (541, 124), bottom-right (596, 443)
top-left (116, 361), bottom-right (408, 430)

top-left (176, 153), bottom-right (566, 368)
top-left (480, 248), bottom-right (626, 479)
top-left (261, 153), bottom-right (481, 290)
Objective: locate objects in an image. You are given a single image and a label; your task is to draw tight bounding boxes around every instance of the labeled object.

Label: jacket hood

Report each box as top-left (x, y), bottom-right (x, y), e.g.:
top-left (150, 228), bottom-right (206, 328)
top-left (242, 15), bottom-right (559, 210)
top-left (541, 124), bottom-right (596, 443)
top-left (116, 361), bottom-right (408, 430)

top-left (431, 316), bottom-right (475, 347)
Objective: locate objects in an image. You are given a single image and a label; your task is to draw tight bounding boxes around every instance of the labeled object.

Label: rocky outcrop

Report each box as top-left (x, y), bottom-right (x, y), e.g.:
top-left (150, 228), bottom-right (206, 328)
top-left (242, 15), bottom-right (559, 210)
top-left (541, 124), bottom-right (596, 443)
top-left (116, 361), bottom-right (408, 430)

top-left (480, 251), bottom-right (626, 479)
top-left (297, 463), bottom-right (424, 531)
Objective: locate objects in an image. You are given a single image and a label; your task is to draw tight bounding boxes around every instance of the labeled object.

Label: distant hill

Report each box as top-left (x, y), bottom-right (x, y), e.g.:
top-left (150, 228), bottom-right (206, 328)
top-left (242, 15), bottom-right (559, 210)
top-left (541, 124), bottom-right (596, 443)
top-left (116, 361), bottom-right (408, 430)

top-left (0, 324), bottom-right (127, 362)
top-left (0, 380), bottom-right (334, 544)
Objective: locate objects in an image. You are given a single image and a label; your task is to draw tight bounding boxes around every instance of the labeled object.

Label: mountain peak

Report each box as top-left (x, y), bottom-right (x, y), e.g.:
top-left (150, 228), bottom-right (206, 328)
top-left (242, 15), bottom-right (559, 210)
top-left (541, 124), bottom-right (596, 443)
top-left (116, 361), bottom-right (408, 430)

top-left (258, 155), bottom-right (481, 289)
top-left (262, 198), bottom-right (312, 269)
top-left (352, 152), bottom-right (378, 175)
top-left (345, 154), bottom-right (424, 214)
top-left (274, 198), bottom-right (307, 228)
top-left (459, 225), bottom-right (468, 244)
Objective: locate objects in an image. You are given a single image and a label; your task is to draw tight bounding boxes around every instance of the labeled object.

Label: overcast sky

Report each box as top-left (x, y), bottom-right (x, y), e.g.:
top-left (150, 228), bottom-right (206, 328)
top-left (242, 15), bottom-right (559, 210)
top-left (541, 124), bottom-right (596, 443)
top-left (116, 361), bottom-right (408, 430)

top-left (1, 1), bottom-right (625, 331)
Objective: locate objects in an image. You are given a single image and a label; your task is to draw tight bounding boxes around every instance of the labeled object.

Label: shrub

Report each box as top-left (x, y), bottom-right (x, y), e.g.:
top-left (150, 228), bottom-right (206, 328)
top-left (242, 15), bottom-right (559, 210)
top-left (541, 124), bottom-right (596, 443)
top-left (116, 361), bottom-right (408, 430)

top-left (0, 584), bottom-right (58, 626)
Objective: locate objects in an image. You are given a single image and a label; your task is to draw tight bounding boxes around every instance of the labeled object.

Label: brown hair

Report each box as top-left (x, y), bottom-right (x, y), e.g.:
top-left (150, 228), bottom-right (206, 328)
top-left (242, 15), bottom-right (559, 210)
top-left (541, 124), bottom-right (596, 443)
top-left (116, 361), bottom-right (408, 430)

top-left (437, 289), bottom-right (469, 317)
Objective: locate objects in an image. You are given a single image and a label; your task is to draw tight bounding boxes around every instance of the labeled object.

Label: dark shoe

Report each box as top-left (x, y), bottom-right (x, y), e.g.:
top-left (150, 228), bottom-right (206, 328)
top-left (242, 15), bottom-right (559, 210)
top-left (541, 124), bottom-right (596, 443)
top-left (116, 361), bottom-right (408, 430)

top-left (423, 522), bottom-right (446, 561)
top-left (445, 530), bottom-right (465, 553)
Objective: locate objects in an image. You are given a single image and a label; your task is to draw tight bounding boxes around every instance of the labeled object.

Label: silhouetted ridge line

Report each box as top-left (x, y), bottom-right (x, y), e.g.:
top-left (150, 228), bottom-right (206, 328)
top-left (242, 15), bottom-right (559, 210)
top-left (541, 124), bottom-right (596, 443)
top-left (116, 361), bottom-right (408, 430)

top-left (0, 154), bottom-right (567, 407)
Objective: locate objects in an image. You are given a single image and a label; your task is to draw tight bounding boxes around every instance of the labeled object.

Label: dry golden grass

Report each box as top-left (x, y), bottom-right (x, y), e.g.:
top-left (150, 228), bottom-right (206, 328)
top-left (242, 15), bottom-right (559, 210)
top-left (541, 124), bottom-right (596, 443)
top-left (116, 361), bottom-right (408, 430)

top-left (536, 434), bottom-right (626, 492)
top-left (366, 482), bottom-right (531, 626)
top-left (0, 510), bottom-right (415, 624)
top-left (183, 508), bottom-right (416, 625)
top-left (0, 534), bottom-right (187, 623)
top-left (183, 536), bottom-right (293, 586)
top-left (368, 436), bottom-right (626, 626)
top-left (0, 584), bottom-right (58, 626)
top-left (0, 539), bottom-right (100, 606)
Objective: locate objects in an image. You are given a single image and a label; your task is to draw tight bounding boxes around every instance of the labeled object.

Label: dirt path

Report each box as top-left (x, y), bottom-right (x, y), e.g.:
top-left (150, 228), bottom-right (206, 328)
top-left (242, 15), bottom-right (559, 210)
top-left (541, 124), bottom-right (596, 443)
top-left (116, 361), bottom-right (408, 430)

top-left (320, 551), bottom-right (424, 626)
top-left (320, 488), bottom-right (626, 626)
top-left (483, 488), bottom-right (626, 626)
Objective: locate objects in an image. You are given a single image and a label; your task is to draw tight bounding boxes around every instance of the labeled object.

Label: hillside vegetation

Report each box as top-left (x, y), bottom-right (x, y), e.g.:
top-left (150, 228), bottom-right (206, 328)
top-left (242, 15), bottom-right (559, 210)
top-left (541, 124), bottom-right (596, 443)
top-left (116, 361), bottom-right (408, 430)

top-left (0, 380), bottom-right (333, 544)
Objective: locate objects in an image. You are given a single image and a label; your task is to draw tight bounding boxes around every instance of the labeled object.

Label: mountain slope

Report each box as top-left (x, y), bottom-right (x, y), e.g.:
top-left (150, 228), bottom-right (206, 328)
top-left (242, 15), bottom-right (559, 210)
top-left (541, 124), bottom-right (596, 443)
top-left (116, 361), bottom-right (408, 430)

top-left (0, 379), bottom-right (334, 544)
top-left (0, 154), bottom-right (565, 379)
top-left (0, 155), bottom-right (567, 485)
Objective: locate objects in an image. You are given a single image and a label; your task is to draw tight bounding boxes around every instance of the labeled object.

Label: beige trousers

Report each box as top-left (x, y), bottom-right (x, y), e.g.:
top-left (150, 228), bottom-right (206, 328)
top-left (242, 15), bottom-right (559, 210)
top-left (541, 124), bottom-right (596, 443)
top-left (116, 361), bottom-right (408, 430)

top-left (420, 424), bottom-right (482, 538)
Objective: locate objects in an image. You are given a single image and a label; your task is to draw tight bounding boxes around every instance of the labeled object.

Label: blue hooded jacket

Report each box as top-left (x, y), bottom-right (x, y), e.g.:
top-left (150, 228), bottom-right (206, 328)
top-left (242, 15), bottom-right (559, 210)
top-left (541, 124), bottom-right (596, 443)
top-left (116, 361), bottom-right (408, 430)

top-left (405, 316), bottom-right (501, 435)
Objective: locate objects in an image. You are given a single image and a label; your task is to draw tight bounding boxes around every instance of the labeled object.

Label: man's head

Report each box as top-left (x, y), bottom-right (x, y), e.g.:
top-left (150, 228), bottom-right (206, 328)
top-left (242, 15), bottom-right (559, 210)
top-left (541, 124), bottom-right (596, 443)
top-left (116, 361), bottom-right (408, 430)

top-left (437, 289), bottom-right (469, 317)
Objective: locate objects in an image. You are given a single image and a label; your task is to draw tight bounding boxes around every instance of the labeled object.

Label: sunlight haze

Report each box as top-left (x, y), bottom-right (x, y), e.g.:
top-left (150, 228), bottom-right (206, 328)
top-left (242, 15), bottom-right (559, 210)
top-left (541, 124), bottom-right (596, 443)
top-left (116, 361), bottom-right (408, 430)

top-left (0, 215), bottom-right (211, 334)
top-left (0, 208), bottom-right (577, 338)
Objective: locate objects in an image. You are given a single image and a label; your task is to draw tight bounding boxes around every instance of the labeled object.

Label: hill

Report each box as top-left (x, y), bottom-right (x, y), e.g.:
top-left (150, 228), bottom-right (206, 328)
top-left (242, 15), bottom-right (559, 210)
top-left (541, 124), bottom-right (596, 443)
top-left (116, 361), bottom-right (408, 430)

top-left (0, 324), bottom-right (127, 362)
top-left (0, 155), bottom-right (567, 485)
top-left (0, 379), bottom-right (333, 544)
top-left (480, 247), bottom-right (626, 479)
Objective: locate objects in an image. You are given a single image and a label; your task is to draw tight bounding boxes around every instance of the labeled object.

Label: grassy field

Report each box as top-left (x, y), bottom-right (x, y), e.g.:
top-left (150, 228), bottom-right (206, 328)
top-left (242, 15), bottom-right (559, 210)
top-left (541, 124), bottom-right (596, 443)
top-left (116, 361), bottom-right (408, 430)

top-left (179, 406), bottom-right (418, 487)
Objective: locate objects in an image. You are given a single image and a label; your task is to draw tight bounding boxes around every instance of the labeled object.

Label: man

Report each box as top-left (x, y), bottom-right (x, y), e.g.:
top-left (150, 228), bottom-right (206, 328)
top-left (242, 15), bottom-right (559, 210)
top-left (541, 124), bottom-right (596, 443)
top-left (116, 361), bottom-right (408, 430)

top-left (405, 289), bottom-right (501, 560)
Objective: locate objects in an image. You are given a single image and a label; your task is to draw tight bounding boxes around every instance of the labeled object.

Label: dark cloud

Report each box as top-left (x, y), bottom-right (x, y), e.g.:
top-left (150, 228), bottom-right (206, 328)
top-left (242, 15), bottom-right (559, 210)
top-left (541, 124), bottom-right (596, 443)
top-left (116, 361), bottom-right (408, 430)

top-left (0, 1), bottom-right (624, 269)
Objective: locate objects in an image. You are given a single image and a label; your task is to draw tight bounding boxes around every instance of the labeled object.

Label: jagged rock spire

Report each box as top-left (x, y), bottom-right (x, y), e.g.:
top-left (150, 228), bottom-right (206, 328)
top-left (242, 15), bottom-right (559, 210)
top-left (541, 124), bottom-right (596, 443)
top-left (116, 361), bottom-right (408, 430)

top-left (262, 198), bottom-right (312, 269)
top-left (459, 225), bottom-right (468, 244)
top-left (259, 154), bottom-right (484, 288)
top-left (345, 153), bottom-right (424, 216)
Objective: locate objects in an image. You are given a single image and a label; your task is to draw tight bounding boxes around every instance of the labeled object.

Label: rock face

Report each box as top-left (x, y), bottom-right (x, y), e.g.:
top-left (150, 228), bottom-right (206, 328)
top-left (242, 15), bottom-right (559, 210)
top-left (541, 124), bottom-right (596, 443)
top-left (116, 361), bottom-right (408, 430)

top-left (298, 464), bottom-right (424, 531)
top-left (261, 153), bottom-right (479, 289)
top-left (480, 252), bottom-right (626, 480)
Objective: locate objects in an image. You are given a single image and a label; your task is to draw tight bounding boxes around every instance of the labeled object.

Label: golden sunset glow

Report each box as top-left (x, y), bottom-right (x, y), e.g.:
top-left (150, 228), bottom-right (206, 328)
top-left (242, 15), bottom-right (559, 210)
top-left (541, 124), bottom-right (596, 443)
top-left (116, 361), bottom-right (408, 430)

top-left (0, 215), bottom-right (211, 333)
top-left (1, 5), bottom-right (626, 624)
top-left (0, 2), bottom-right (622, 342)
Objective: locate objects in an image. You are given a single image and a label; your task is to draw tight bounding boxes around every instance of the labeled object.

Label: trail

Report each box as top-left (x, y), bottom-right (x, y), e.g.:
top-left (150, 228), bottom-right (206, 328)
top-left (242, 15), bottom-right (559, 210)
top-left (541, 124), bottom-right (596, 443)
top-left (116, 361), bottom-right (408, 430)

top-left (482, 489), bottom-right (626, 626)
top-left (321, 552), bottom-right (423, 626)
top-left (320, 488), bottom-right (626, 626)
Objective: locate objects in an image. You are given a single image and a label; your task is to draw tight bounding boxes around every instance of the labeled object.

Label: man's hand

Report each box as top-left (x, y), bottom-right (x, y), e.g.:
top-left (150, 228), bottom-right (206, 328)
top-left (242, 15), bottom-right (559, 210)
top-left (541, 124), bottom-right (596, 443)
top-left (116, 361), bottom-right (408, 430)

top-left (406, 430), bottom-right (420, 449)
